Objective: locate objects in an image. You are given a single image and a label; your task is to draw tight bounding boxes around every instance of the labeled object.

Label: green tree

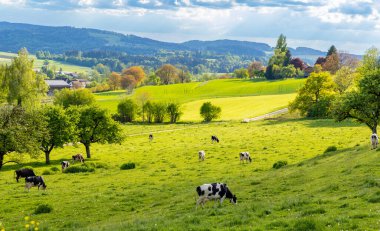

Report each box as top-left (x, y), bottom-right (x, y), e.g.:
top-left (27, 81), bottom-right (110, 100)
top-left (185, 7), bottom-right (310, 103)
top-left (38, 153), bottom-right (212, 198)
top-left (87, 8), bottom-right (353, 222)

top-left (289, 72), bottom-right (337, 117)
top-left (333, 66), bottom-right (357, 94)
top-left (135, 91), bottom-right (152, 122)
top-left (53, 88), bottom-right (95, 108)
top-left (327, 45), bottom-right (337, 56)
top-left (39, 105), bottom-right (76, 164)
top-left (152, 102), bottom-right (167, 123)
top-left (167, 103), bottom-right (183, 123)
top-left (276, 34), bottom-right (288, 53)
top-left (1, 48), bottom-right (47, 108)
top-left (234, 68), bottom-right (249, 79)
top-left (332, 48), bottom-right (380, 133)
top-left (143, 101), bottom-right (154, 123)
top-left (0, 106), bottom-right (46, 169)
top-left (200, 102), bottom-right (221, 122)
top-left (71, 106), bottom-right (123, 158)
top-left (116, 98), bottom-right (139, 122)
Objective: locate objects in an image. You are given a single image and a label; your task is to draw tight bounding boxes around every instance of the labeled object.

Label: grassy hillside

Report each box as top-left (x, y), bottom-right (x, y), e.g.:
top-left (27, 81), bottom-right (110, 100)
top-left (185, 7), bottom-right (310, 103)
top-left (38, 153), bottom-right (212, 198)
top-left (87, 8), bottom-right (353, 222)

top-left (0, 51), bottom-right (90, 73)
top-left (0, 117), bottom-right (378, 230)
top-left (95, 78), bottom-right (305, 120)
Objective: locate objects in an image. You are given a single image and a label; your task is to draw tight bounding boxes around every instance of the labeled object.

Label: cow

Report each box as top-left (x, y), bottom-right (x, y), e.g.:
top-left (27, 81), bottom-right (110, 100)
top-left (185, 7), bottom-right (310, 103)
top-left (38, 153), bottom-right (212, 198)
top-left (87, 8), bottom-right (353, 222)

top-left (211, 135), bottom-right (219, 143)
top-left (196, 183), bottom-right (237, 208)
top-left (149, 134), bottom-right (153, 142)
top-left (25, 176), bottom-right (47, 191)
top-left (61, 161), bottom-right (70, 172)
top-left (15, 168), bottom-right (36, 183)
top-left (371, 133), bottom-right (379, 149)
top-left (198, 150), bottom-right (205, 161)
top-left (72, 154), bottom-right (85, 163)
top-left (240, 152), bottom-right (252, 163)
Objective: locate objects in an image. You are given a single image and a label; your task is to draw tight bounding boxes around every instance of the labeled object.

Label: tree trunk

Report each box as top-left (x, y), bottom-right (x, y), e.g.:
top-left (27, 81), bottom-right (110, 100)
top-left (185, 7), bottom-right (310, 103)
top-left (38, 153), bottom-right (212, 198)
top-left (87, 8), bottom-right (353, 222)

top-left (17, 98), bottom-right (22, 106)
top-left (0, 153), bottom-right (3, 170)
top-left (45, 151), bottom-right (51, 164)
top-left (85, 144), bottom-right (91, 158)
top-left (373, 123), bottom-right (378, 134)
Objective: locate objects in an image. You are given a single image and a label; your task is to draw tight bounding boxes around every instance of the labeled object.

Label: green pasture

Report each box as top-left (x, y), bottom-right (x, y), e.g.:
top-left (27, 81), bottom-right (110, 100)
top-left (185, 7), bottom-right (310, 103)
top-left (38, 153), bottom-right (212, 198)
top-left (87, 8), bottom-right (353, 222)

top-left (0, 51), bottom-right (90, 73)
top-left (1, 117), bottom-right (379, 230)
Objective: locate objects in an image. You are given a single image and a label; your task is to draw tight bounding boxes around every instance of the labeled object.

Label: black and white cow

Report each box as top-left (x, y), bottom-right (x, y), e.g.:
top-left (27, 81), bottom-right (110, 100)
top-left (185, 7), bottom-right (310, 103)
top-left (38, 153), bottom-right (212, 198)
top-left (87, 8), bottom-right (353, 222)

top-left (15, 168), bottom-right (36, 183)
top-left (371, 133), bottom-right (379, 149)
top-left (25, 176), bottom-right (47, 191)
top-left (196, 183), bottom-right (237, 208)
top-left (240, 152), bottom-right (252, 163)
top-left (198, 150), bottom-right (205, 161)
top-left (61, 161), bottom-right (70, 172)
top-left (211, 135), bottom-right (219, 143)
top-left (72, 154), bottom-right (85, 163)
top-left (149, 134), bottom-right (153, 142)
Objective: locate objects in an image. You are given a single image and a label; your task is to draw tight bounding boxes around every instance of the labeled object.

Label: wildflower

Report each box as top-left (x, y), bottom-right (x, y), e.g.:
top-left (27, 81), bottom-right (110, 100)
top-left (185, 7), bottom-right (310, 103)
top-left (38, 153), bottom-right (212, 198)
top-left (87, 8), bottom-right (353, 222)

top-left (34, 228), bottom-right (38, 231)
top-left (30, 221), bottom-right (35, 225)
top-left (25, 224), bottom-right (30, 229)
top-left (36, 222), bottom-right (40, 226)
top-left (24, 216), bottom-right (30, 221)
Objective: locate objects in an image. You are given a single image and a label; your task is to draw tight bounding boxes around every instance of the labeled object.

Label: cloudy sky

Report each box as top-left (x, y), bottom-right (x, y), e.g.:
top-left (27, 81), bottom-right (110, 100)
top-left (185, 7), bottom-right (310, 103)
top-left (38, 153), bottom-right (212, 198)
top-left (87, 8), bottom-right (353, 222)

top-left (1, 0), bottom-right (380, 54)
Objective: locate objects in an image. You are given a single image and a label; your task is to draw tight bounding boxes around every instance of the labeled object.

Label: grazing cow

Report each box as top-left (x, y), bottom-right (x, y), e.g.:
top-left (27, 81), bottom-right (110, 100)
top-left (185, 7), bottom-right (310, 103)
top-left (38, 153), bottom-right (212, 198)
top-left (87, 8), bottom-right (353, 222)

top-left (211, 135), bottom-right (219, 143)
top-left (198, 150), bottom-right (205, 161)
top-left (72, 154), bottom-right (85, 163)
top-left (149, 134), bottom-right (153, 142)
top-left (25, 176), bottom-right (47, 191)
top-left (371, 133), bottom-right (379, 149)
top-left (196, 183), bottom-right (237, 208)
top-left (240, 152), bottom-right (252, 163)
top-left (61, 161), bottom-right (70, 172)
top-left (15, 168), bottom-right (36, 183)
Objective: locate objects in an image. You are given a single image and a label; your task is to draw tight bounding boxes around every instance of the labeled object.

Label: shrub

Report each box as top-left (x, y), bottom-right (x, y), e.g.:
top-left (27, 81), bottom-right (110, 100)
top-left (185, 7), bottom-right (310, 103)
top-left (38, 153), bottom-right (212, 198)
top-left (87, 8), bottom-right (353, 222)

top-left (143, 101), bottom-right (154, 123)
top-left (324, 146), bottom-right (337, 153)
top-left (200, 102), bottom-right (221, 122)
top-left (50, 166), bottom-right (60, 172)
top-left (120, 162), bottom-right (136, 170)
top-left (273, 160), bottom-right (288, 169)
top-left (34, 204), bottom-right (53, 214)
top-left (87, 162), bottom-right (108, 169)
top-left (152, 102), bottom-right (167, 123)
top-left (63, 165), bottom-right (95, 173)
top-left (116, 98), bottom-right (139, 123)
top-left (167, 103), bottom-right (183, 123)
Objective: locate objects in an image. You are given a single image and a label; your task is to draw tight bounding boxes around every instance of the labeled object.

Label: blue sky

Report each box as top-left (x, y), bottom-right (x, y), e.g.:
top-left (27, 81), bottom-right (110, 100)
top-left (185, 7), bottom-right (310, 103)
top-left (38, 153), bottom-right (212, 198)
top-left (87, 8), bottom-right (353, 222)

top-left (1, 0), bottom-right (380, 54)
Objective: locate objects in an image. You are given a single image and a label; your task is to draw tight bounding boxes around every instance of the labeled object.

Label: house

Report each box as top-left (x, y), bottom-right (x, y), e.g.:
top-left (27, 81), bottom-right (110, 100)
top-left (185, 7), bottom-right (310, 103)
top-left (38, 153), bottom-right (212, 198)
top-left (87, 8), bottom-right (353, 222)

top-left (70, 79), bottom-right (92, 89)
top-left (45, 79), bottom-right (70, 95)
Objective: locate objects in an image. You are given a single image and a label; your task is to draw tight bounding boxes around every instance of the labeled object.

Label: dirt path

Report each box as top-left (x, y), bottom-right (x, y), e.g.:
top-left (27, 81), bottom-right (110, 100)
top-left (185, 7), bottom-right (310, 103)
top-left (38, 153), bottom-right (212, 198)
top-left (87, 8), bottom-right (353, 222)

top-left (242, 108), bottom-right (288, 122)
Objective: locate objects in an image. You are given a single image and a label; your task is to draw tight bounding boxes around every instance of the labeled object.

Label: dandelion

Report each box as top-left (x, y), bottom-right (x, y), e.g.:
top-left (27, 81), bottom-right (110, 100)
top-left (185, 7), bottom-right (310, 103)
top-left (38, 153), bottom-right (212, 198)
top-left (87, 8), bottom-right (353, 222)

top-left (1, 228), bottom-right (4, 231)
top-left (30, 221), bottom-right (35, 225)
top-left (25, 224), bottom-right (30, 229)
top-left (36, 222), bottom-right (40, 226)
top-left (24, 216), bottom-right (30, 222)
top-left (34, 228), bottom-right (38, 231)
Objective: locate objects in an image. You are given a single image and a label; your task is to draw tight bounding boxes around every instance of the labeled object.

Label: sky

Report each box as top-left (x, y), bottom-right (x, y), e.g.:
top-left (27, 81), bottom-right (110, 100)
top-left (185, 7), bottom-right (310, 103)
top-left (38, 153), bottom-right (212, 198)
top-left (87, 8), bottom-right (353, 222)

top-left (1, 0), bottom-right (380, 54)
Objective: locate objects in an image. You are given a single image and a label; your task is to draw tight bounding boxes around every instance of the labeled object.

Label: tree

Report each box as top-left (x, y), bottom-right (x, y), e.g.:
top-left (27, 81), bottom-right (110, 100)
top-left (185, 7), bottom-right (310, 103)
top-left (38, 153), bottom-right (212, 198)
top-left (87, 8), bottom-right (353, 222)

top-left (234, 68), bottom-right (249, 79)
top-left (53, 88), bottom-right (95, 108)
top-left (289, 71), bottom-right (337, 117)
top-left (290, 58), bottom-right (305, 70)
top-left (70, 106), bottom-right (123, 158)
top-left (279, 65), bottom-right (297, 78)
top-left (1, 48), bottom-right (47, 108)
top-left (275, 34), bottom-right (288, 53)
top-left (0, 106), bottom-right (46, 169)
top-left (152, 102), bottom-right (167, 123)
top-left (39, 105), bottom-right (75, 164)
top-left (108, 72), bottom-right (122, 90)
top-left (143, 101), bottom-right (154, 123)
top-left (327, 45), bottom-right (337, 56)
top-left (135, 91), bottom-right (152, 122)
top-left (333, 66), bottom-right (357, 94)
top-left (156, 64), bottom-right (179, 84)
top-left (332, 48), bottom-right (380, 133)
top-left (323, 52), bottom-right (340, 74)
top-left (248, 61), bottom-right (264, 78)
top-left (116, 99), bottom-right (139, 122)
top-left (122, 66), bottom-right (146, 86)
top-left (200, 102), bottom-right (221, 122)
top-left (167, 103), bottom-right (183, 123)
top-left (177, 66), bottom-right (192, 83)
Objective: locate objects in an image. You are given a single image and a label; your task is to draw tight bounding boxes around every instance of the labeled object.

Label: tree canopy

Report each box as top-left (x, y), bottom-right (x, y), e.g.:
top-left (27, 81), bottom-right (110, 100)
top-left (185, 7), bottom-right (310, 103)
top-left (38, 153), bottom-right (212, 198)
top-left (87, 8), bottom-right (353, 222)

top-left (53, 88), bottom-right (95, 108)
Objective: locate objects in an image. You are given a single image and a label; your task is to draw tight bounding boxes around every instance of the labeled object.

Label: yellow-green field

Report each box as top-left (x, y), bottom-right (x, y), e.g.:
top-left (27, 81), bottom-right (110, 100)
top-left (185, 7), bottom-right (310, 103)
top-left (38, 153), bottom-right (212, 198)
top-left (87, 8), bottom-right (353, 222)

top-left (0, 51), bottom-right (90, 73)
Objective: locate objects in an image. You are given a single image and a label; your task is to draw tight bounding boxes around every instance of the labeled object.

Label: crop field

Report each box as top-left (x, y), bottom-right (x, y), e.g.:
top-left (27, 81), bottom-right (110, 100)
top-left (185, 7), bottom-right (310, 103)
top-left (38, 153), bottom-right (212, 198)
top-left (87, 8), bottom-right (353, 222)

top-left (0, 51), bottom-right (90, 73)
top-left (1, 117), bottom-right (379, 230)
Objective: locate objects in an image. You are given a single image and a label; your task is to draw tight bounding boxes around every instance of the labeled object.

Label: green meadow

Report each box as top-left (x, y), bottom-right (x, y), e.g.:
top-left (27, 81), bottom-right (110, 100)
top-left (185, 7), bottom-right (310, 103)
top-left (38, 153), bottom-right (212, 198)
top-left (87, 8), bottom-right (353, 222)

top-left (0, 117), bottom-right (379, 230)
top-left (0, 51), bottom-right (90, 73)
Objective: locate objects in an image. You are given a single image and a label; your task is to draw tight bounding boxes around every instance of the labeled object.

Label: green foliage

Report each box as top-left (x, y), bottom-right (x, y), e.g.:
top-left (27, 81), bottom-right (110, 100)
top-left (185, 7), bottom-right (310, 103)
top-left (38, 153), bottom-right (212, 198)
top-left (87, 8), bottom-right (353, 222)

top-left (290, 71), bottom-right (337, 117)
top-left (324, 146), bottom-right (337, 153)
top-left (334, 66), bottom-right (357, 94)
top-left (200, 102), bottom-right (221, 122)
top-left (34, 204), bottom-right (53, 214)
top-left (120, 162), bottom-right (136, 170)
top-left (71, 105), bottom-right (124, 158)
top-left (64, 165), bottom-right (95, 173)
top-left (293, 219), bottom-right (322, 231)
top-left (273, 160), bottom-right (288, 169)
top-left (50, 166), bottom-right (60, 172)
top-left (143, 101), bottom-right (154, 123)
top-left (116, 98), bottom-right (139, 123)
top-left (54, 88), bottom-right (95, 108)
top-left (167, 103), bottom-right (183, 123)
top-left (152, 102), bottom-right (167, 123)
top-left (234, 68), bottom-right (249, 79)
top-left (327, 45), bottom-right (337, 56)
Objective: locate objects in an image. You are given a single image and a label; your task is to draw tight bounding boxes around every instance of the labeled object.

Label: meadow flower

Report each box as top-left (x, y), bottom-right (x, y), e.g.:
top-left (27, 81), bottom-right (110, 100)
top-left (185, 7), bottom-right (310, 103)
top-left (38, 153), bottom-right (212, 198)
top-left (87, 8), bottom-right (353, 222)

top-left (24, 216), bottom-right (30, 221)
top-left (30, 221), bottom-right (35, 225)
top-left (25, 224), bottom-right (30, 229)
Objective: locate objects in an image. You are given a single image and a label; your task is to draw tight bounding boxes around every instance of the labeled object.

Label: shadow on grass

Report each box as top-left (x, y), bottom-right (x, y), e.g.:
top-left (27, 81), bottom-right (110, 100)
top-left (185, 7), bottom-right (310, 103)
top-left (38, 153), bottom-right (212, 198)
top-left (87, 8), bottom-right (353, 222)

top-left (261, 117), bottom-right (363, 128)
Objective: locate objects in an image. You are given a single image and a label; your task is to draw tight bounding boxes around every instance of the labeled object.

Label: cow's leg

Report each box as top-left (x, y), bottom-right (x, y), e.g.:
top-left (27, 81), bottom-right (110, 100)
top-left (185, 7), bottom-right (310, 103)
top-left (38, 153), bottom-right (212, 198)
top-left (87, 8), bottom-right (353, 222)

top-left (16, 175), bottom-right (19, 183)
top-left (220, 196), bottom-right (226, 205)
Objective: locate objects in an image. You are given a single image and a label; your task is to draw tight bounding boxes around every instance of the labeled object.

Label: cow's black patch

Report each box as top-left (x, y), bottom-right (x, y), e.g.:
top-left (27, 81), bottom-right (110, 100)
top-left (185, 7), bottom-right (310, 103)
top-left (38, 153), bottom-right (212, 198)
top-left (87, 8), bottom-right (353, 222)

top-left (208, 193), bottom-right (212, 196)
top-left (218, 184), bottom-right (226, 197)
top-left (211, 183), bottom-right (220, 195)
top-left (208, 186), bottom-right (211, 191)
top-left (196, 186), bottom-right (204, 196)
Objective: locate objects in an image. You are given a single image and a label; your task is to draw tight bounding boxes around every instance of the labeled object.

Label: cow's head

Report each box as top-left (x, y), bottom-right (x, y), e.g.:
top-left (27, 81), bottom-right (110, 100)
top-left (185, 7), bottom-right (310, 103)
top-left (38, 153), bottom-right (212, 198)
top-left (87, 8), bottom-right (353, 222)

top-left (230, 195), bottom-right (237, 204)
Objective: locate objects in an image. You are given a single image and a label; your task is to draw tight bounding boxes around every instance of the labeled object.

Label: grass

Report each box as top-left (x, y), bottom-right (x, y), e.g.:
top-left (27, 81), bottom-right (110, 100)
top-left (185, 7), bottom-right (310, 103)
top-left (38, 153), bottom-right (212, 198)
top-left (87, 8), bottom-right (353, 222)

top-left (0, 51), bottom-right (90, 73)
top-left (0, 117), bottom-right (379, 230)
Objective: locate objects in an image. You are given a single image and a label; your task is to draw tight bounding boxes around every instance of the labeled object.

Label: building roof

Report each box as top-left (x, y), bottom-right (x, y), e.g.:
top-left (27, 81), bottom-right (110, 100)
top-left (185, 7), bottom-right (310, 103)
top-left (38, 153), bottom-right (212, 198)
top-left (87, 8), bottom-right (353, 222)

top-left (45, 80), bottom-right (70, 88)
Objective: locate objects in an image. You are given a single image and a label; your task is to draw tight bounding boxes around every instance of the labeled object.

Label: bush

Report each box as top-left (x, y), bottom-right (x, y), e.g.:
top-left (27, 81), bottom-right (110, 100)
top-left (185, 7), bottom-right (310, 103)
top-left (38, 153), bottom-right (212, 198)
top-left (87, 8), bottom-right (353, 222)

top-left (273, 160), bottom-right (288, 169)
top-left (35, 204), bottom-right (53, 214)
top-left (167, 103), bottom-right (183, 123)
top-left (324, 146), bottom-right (337, 153)
top-left (87, 162), bottom-right (108, 169)
top-left (63, 165), bottom-right (95, 173)
top-left (50, 166), bottom-right (60, 172)
top-left (120, 162), bottom-right (136, 170)
top-left (116, 98), bottom-right (139, 123)
top-left (200, 102), bottom-right (221, 122)
top-left (152, 102), bottom-right (167, 123)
